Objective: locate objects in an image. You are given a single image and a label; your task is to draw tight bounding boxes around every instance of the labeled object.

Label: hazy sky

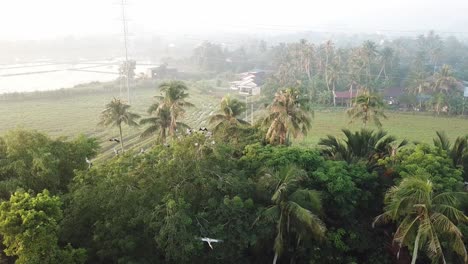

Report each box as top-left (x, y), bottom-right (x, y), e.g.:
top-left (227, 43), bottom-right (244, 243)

top-left (2, 0), bottom-right (468, 40)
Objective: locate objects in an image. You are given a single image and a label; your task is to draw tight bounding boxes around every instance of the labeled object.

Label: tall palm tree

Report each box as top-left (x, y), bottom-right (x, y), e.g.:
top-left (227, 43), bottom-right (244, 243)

top-left (156, 81), bottom-right (194, 137)
top-left (432, 64), bottom-right (458, 94)
top-left (433, 131), bottom-right (468, 177)
top-left (323, 40), bottom-right (335, 92)
top-left (373, 177), bottom-right (468, 264)
top-left (209, 95), bottom-right (249, 132)
top-left (140, 104), bottom-right (189, 143)
top-left (347, 90), bottom-right (387, 128)
top-left (327, 57), bottom-right (341, 107)
top-left (361, 41), bottom-right (378, 87)
top-left (407, 69), bottom-right (429, 109)
top-left (99, 98), bottom-right (140, 152)
top-left (347, 48), bottom-right (366, 104)
top-left (297, 39), bottom-right (314, 81)
top-left (258, 166), bottom-right (326, 264)
top-left (376, 47), bottom-right (394, 81)
top-left (318, 128), bottom-right (407, 164)
top-left (427, 65), bottom-right (458, 114)
top-left (262, 88), bottom-right (312, 145)
top-left (418, 31), bottom-right (443, 73)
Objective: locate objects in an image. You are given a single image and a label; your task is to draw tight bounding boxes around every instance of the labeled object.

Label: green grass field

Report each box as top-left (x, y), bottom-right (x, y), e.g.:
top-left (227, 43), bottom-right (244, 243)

top-left (303, 110), bottom-right (468, 146)
top-left (0, 80), bottom-right (221, 161)
top-left (1, 81), bottom-right (468, 160)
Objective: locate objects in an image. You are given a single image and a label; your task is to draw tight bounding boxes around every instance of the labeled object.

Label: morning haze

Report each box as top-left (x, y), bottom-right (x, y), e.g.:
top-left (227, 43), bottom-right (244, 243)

top-left (0, 1), bottom-right (467, 264)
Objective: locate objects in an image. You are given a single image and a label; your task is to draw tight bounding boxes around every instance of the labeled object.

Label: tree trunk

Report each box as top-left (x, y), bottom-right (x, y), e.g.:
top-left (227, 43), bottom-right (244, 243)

top-left (305, 59), bottom-right (311, 81)
top-left (462, 98), bottom-right (465, 116)
top-left (160, 128), bottom-right (166, 144)
top-left (332, 83), bottom-right (336, 107)
top-left (170, 116), bottom-right (176, 137)
top-left (273, 253), bottom-right (278, 264)
top-left (376, 64), bottom-right (385, 81)
top-left (119, 124), bottom-right (124, 152)
top-left (325, 50), bottom-right (330, 92)
top-left (410, 229), bottom-right (421, 264)
top-left (251, 101), bottom-right (254, 124)
top-left (245, 96), bottom-right (249, 120)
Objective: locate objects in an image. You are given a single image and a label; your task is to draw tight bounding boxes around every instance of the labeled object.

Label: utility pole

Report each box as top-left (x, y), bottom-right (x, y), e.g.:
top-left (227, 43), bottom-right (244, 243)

top-left (462, 97), bottom-right (466, 117)
top-left (120, 0), bottom-right (130, 104)
top-left (251, 97), bottom-right (254, 124)
top-left (245, 95), bottom-right (248, 120)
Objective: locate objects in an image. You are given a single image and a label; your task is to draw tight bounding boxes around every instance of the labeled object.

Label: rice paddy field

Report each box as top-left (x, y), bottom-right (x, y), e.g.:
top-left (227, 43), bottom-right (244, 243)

top-left (0, 80), bottom-right (221, 161)
top-left (1, 80), bottom-right (468, 161)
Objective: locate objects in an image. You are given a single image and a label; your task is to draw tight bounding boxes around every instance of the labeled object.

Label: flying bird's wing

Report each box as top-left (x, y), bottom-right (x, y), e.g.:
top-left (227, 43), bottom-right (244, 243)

top-left (199, 237), bottom-right (223, 243)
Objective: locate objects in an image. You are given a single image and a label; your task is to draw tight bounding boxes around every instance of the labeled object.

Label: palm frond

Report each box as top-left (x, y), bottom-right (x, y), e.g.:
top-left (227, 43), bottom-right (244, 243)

top-left (433, 131), bottom-right (451, 151)
top-left (286, 201), bottom-right (326, 237)
top-left (140, 125), bottom-right (161, 138)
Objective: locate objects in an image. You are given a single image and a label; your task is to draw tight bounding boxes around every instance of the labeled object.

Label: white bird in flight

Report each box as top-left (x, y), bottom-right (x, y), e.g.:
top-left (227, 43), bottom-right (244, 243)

top-left (199, 237), bottom-right (223, 249)
top-left (85, 157), bottom-right (93, 169)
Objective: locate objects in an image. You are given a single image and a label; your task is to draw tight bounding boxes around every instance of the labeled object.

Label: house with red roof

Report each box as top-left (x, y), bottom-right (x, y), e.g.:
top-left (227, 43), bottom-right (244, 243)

top-left (334, 90), bottom-right (356, 106)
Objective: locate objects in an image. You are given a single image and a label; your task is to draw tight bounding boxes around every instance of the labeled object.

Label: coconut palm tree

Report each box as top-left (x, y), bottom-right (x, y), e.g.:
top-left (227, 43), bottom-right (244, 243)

top-left (140, 104), bottom-right (189, 143)
top-left (361, 41), bottom-right (378, 87)
top-left (99, 98), bottom-right (140, 152)
top-left (323, 40), bottom-right (335, 92)
top-left (373, 177), bottom-right (468, 264)
top-left (327, 58), bottom-right (341, 107)
top-left (432, 64), bottom-right (458, 94)
top-left (318, 128), bottom-right (407, 164)
top-left (427, 65), bottom-right (458, 115)
top-left (156, 81), bottom-right (194, 137)
top-left (262, 88), bottom-right (312, 145)
top-left (433, 131), bottom-right (468, 179)
top-left (407, 70), bottom-right (430, 109)
top-left (376, 47), bottom-right (394, 81)
top-left (347, 90), bottom-right (387, 128)
top-left (258, 166), bottom-right (326, 264)
top-left (209, 95), bottom-right (249, 132)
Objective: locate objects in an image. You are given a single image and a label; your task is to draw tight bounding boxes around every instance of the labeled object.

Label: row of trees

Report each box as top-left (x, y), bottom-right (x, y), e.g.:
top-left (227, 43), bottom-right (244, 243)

top-left (99, 79), bottom-right (389, 154)
top-left (265, 35), bottom-right (466, 113)
top-left (98, 81), bottom-right (317, 150)
top-left (189, 32), bottom-right (467, 114)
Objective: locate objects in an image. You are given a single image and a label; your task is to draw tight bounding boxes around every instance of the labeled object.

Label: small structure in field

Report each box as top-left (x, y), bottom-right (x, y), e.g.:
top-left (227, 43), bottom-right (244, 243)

top-left (230, 71), bottom-right (266, 96)
top-left (334, 90), bottom-right (356, 106)
top-left (463, 81), bottom-right (468, 97)
top-left (146, 64), bottom-right (178, 79)
top-left (383, 87), bottom-right (405, 105)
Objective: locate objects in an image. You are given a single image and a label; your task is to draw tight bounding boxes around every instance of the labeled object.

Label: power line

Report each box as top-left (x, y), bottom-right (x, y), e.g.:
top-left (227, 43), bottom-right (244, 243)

top-left (0, 63), bottom-right (119, 77)
top-left (169, 21), bottom-right (468, 36)
top-left (120, 0), bottom-right (131, 103)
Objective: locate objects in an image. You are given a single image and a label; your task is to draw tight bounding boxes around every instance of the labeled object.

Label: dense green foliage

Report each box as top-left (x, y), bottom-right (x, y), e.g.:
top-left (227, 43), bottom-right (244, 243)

top-left (0, 130), bottom-right (98, 198)
top-left (0, 190), bottom-right (86, 264)
top-left (0, 126), bottom-right (466, 263)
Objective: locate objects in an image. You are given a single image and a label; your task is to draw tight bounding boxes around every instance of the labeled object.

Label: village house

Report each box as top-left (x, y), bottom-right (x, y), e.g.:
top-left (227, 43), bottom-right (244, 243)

top-left (334, 90), bottom-right (356, 106)
top-left (230, 71), bottom-right (266, 96)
